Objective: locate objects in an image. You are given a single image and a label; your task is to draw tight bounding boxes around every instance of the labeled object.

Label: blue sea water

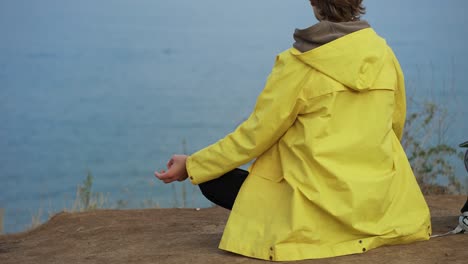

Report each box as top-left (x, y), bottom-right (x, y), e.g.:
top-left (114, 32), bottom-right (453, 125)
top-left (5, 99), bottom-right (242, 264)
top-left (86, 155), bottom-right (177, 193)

top-left (0, 0), bottom-right (467, 233)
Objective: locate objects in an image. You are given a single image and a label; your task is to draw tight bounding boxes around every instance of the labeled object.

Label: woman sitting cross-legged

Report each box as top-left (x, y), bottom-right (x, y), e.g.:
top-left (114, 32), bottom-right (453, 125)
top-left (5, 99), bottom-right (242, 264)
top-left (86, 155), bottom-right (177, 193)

top-left (155, 0), bottom-right (431, 261)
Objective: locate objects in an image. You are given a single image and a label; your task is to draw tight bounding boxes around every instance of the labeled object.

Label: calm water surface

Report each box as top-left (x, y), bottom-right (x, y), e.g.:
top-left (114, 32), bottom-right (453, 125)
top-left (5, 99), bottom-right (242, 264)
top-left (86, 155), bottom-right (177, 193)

top-left (1, 0), bottom-right (467, 233)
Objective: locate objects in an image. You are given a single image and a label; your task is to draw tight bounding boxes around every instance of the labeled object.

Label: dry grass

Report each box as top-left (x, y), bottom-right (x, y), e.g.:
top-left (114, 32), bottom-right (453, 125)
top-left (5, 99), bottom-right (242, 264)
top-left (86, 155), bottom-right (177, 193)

top-left (0, 208), bottom-right (4, 234)
top-left (30, 207), bottom-right (43, 230)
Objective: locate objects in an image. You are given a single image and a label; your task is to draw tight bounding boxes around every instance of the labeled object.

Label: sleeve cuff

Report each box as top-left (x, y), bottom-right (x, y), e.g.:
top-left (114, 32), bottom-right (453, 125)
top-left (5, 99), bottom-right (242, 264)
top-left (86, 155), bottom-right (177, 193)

top-left (185, 155), bottom-right (200, 185)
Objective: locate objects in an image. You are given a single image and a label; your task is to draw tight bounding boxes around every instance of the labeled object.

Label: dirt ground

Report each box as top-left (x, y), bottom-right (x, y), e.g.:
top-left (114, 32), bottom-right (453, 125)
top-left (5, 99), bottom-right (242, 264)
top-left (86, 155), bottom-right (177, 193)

top-left (0, 195), bottom-right (467, 264)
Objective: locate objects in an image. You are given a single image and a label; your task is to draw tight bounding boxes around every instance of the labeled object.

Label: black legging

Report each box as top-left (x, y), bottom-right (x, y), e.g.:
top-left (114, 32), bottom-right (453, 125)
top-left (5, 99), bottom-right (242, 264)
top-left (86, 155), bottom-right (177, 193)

top-left (198, 168), bottom-right (248, 210)
top-left (199, 171), bottom-right (468, 214)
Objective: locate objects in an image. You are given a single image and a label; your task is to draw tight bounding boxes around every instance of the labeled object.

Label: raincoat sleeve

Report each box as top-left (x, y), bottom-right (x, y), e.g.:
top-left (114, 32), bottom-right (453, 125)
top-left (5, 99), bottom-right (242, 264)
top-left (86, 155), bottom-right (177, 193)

top-left (390, 48), bottom-right (407, 141)
top-left (186, 53), bottom-right (309, 185)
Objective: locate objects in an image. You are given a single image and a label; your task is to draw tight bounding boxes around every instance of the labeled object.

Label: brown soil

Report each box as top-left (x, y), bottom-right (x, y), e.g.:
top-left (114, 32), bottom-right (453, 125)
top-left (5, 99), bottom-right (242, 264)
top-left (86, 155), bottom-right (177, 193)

top-left (1, 195), bottom-right (467, 264)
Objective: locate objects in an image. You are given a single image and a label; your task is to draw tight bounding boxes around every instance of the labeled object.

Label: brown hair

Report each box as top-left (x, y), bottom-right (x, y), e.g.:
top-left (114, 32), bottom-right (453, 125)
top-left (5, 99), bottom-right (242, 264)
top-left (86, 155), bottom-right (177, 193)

top-left (310, 0), bottom-right (366, 22)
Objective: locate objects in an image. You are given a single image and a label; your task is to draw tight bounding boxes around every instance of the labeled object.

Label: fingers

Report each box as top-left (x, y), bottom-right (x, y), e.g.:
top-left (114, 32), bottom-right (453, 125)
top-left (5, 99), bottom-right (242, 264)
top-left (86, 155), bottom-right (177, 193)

top-left (154, 170), bottom-right (166, 179)
top-left (154, 169), bottom-right (177, 184)
top-left (156, 155), bottom-right (187, 184)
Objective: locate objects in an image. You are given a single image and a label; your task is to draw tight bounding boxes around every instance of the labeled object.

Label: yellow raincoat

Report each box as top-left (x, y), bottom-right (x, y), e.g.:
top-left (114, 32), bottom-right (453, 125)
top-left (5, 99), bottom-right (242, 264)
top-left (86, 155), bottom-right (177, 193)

top-left (186, 28), bottom-right (431, 261)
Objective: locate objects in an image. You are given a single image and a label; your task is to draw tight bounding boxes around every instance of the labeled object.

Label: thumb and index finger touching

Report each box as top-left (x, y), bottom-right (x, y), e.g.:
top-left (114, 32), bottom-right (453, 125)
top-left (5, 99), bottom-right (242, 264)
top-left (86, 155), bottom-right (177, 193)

top-left (155, 157), bottom-right (177, 180)
top-left (155, 155), bottom-right (188, 183)
top-left (154, 167), bottom-right (172, 180)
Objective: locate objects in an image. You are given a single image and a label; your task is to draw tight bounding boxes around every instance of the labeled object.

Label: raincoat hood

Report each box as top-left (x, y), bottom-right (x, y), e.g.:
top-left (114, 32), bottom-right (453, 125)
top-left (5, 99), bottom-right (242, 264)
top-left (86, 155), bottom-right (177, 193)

top-left (292, 21), bottom-right (387, 91)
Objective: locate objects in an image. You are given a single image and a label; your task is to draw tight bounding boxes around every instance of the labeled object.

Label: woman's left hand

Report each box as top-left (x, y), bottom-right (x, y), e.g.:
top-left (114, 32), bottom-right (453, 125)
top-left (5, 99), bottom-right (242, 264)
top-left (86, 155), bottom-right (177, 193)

top-left (154, 154), bottom-right (189, 184)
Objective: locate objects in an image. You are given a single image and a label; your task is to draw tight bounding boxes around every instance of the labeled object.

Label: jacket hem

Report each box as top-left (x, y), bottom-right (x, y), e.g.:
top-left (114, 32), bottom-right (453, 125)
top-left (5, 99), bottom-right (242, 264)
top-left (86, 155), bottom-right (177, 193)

top-left (219, 227), bottom-right (430, 261)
